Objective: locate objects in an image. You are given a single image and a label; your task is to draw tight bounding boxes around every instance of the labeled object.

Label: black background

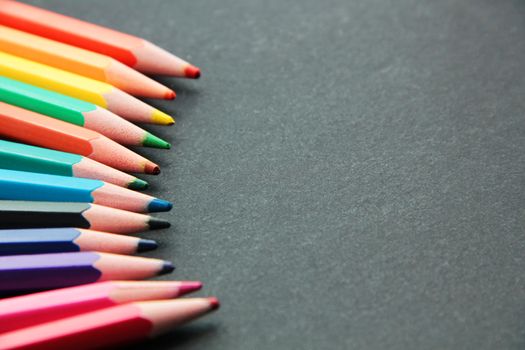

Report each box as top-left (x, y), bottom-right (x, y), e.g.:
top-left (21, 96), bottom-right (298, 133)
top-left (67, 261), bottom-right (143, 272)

top-left (24, 0), bottom-right (525, 349)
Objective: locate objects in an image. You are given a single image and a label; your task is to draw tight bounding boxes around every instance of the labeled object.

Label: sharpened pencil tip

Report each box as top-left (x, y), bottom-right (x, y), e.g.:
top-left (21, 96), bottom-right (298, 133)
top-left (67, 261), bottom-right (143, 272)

top-left (143, 133), bottom-right (171, 149)
top-left (128, 178), bottom-right (149, 190)
top-left (209, 297), bottom-right (220, 310)
top-left (148, 198), bottom-right (173, 212)
top-left (137, 239), bottom-right (158, 252)
top-left (165, 90), bottom-right (176, 100)
top-left (151, 109), bottom-right (175, 125)
top-left (160, 261), bottom-right (175, 274)
top-left (148, 217), bottom-right (170, 230)
top-left (179, 281), bottom-right (203, 295)
top-left (185, 65), bottom-right (201, 79)
top-left (145, 163), bottom-right (160, 175)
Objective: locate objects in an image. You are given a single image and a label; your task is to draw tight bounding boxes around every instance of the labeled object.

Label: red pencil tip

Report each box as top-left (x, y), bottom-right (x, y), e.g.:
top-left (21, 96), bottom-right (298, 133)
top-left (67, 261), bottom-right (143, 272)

top-left (164, 90), bottom-right (176, 100)
top-left (179, 281), bottom-right (203, 295)
top-left (209, 297), bottom-right (220, 310)
top-left (145, 163), bottom-right (160, 175)
top-left (185, 65), bottom-right (201, 79)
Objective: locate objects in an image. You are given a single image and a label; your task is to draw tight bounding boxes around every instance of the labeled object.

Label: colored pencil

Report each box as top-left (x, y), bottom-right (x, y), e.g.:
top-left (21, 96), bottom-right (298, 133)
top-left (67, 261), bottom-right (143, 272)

top-left (0, 25), bottom-right (176, 99)
top-left (0, 51), bottom-right (175, 125)
top-left (0, 201), bottom-right (170, 234)
top-left (0, 0), bottom-right (201, 78)
top-left (0, 298), bottom-right (219, 349)
top-left (0, 169), bottom-right (172, 213)
top-left (0, 280), bottom-right (203, 333)
top-left (0, 140), bottom-right (149, 190)
top-left (0, 77), bottom-right (170, 148)
top-left (0, 102), bottom-right (160, 174)
top-left (0, 228), bottom-right (158, 256)
top-left (0, 252), bottom-right (175, 293)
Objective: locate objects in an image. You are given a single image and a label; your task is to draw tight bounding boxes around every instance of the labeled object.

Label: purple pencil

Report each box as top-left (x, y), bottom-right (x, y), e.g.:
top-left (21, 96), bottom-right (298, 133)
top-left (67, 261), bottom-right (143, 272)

top-left (0, 252), bottom-right (175, 293)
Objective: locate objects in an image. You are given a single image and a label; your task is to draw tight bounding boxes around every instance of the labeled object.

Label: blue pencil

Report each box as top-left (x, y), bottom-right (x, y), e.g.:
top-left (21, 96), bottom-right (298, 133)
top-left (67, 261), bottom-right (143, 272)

top-left (0, 169), bottom-right (172, 213)
top-left (0, 228), bottom-right (158, 256)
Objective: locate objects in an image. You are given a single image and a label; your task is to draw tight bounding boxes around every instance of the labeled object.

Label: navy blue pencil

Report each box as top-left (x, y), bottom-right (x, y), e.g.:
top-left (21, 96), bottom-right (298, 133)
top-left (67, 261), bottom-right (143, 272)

top-left (0, 228), bottom-right (158, 256)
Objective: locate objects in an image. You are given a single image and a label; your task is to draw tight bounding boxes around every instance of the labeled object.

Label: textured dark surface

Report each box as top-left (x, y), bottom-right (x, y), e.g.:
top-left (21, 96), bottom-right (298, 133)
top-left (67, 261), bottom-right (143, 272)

top-left (23, 0), bottom-right (525, 349)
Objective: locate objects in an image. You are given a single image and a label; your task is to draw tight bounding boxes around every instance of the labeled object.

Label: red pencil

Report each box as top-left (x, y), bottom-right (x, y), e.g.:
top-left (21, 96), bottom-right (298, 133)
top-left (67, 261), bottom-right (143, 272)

top-left (0, 298), bottom-right (219, 349)
top-left (0, 280), bottom-right (203, 333)
top-left (0, 0), bottom-right (201, 78)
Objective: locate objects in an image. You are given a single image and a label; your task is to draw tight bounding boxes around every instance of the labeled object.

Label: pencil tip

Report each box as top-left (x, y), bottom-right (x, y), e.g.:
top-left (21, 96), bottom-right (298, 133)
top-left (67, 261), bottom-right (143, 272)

top-left (165, 90), bottom-right (176, 100)
top-left (209, 297), bottom-right (220, 310)
top-left (137, 238), bottom-right (158, 252)
top-left (145, 163), bottom-right (161, 175)
top-left (143, 133), bottom-right (171, 149)
top-left (148, 198), bottom-right (173, 212)
top-left (151, 109), bottom-right (175, 125)
top-left (185, 65), bottom-right (201, 79)
top-left (148, 217), bottom-right (170, 230)
top-left (128, 178), bottom-right (149, 190)
top-left (160, 261), bottom-right (175, 274)
top-left (179, 281), bottom-right (203, 295)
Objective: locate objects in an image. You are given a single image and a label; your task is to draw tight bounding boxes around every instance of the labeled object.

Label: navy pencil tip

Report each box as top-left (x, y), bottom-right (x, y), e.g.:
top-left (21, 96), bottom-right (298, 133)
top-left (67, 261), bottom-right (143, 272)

top-left (160, 261), bottom-right (175, 275)
top-left (137, 238), bottom-right (158, 252)
top-left (148, 198), bottom-right (173, 212)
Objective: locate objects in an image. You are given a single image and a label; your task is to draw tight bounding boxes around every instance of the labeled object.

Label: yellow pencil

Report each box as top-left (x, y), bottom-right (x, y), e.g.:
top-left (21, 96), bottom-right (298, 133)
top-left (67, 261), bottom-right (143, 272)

top-left (0, 52), bottom-right (174, 125)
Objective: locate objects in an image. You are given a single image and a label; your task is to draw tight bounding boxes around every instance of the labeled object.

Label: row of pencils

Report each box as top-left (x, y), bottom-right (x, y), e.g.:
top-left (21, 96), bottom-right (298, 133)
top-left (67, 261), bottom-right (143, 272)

top-left (0, 1), bottom-right (218, 349)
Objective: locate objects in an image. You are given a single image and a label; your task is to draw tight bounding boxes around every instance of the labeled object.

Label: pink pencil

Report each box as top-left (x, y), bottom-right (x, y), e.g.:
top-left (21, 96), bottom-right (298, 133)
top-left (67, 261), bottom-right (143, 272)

top-left (0, 298), bottom-right (219, 349)
top-left (0, 280), bottom-right (203, 333)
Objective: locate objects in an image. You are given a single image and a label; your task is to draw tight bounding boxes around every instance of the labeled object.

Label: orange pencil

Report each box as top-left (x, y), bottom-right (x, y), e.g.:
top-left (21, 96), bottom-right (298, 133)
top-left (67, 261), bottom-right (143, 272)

top-left (0, 0), bottom-right (201, 78)
top-left (0, 51), bottom-right (175, 125)
top-left (0, 25), bottom-right (175, 99)
top-left (0, 102), bottom-right (160, 174)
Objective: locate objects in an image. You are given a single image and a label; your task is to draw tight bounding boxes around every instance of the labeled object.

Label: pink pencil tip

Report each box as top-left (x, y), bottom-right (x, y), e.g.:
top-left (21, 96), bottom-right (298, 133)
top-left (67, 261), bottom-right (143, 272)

top-left (178, 281), bottom-right (203, 295)
top-left (209, 297), bottom-right (220, 310)
top-left (185, 65), bottom-right (201, 79)
top-left (165, 90), bottom-right (176, 100)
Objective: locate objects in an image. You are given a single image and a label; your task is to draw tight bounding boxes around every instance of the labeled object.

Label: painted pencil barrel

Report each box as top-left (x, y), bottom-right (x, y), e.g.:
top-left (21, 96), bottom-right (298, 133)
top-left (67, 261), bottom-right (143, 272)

top-left (0, 76), bottom-right (171, 148)
top-left (0, 252), bottom-right (175, 293)
top-left (0, 201), bottom-right (170, 234)
top-left (0, 139), bottom-right (149, 190)
top-left (0, 0), bottom-right (201, 78)
top-left (0, 298), bottom-right (219, 349)
top-left (0, 280), bottom-right (203, 333)
top-left (0, 51), bottom-right (175, 124)
top-left (0, 102), bottom-right (161, 174)
top-left (0, 228), bottom-right (158, 256)
top-left (0, 169), bottom-right (172, 212)
top-left (0, 24), bottom-right (176, 99)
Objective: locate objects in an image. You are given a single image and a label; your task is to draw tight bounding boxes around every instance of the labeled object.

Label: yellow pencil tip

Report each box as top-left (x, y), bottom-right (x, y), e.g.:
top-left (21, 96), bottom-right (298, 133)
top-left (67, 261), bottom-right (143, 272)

top-left (151, 109), bottom-right (175, 125)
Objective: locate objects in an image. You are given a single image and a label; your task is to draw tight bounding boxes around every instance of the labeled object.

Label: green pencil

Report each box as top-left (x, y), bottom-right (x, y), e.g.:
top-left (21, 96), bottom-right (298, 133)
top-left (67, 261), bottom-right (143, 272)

top-left (0, 139), bottom-right (148, 190)
top-left (0, 76), bottom-right (170, 149)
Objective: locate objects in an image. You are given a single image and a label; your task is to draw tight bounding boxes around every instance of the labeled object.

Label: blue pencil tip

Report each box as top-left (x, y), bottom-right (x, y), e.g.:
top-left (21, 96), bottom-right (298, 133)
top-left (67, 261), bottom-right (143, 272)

top-left (137, 239), bottom-right (158, 252)
top-left (148, 198), bottom-right (173, 212)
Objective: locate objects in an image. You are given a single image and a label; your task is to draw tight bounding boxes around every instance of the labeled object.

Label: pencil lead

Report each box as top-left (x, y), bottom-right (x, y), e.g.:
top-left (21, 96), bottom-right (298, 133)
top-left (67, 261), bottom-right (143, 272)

top-left (147, 199), bottom-right (173, 212)
top-left (144, 163), bottom-right (161, 175)
top-left (184, 65), bottom-right (201, 79)
top-left (137, 239), bottom-right (158, 252)
top-left (143, 133), bottom-right (171, 149)
top-left (178, 281), bottom-right (203, 295)
top-left (148, 217), bottom-right (171, 230)
top-left (128, 178), bottom-right (149, 190)
top-left (209, 297), bottom-right (220, 310)
top-left (151, 109), bottom-right (175, 125)
top-left (164, 90), bottom-right (176, 100)
top-left (160, 261), bottom-right (175, 275)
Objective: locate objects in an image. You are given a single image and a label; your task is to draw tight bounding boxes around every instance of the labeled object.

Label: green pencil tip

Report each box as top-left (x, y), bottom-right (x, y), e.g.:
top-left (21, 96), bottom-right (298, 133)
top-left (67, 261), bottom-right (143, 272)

top-left (143, 132), bottom-right (171, 149)
top-left (128, 178), bottom-right (149, 190)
